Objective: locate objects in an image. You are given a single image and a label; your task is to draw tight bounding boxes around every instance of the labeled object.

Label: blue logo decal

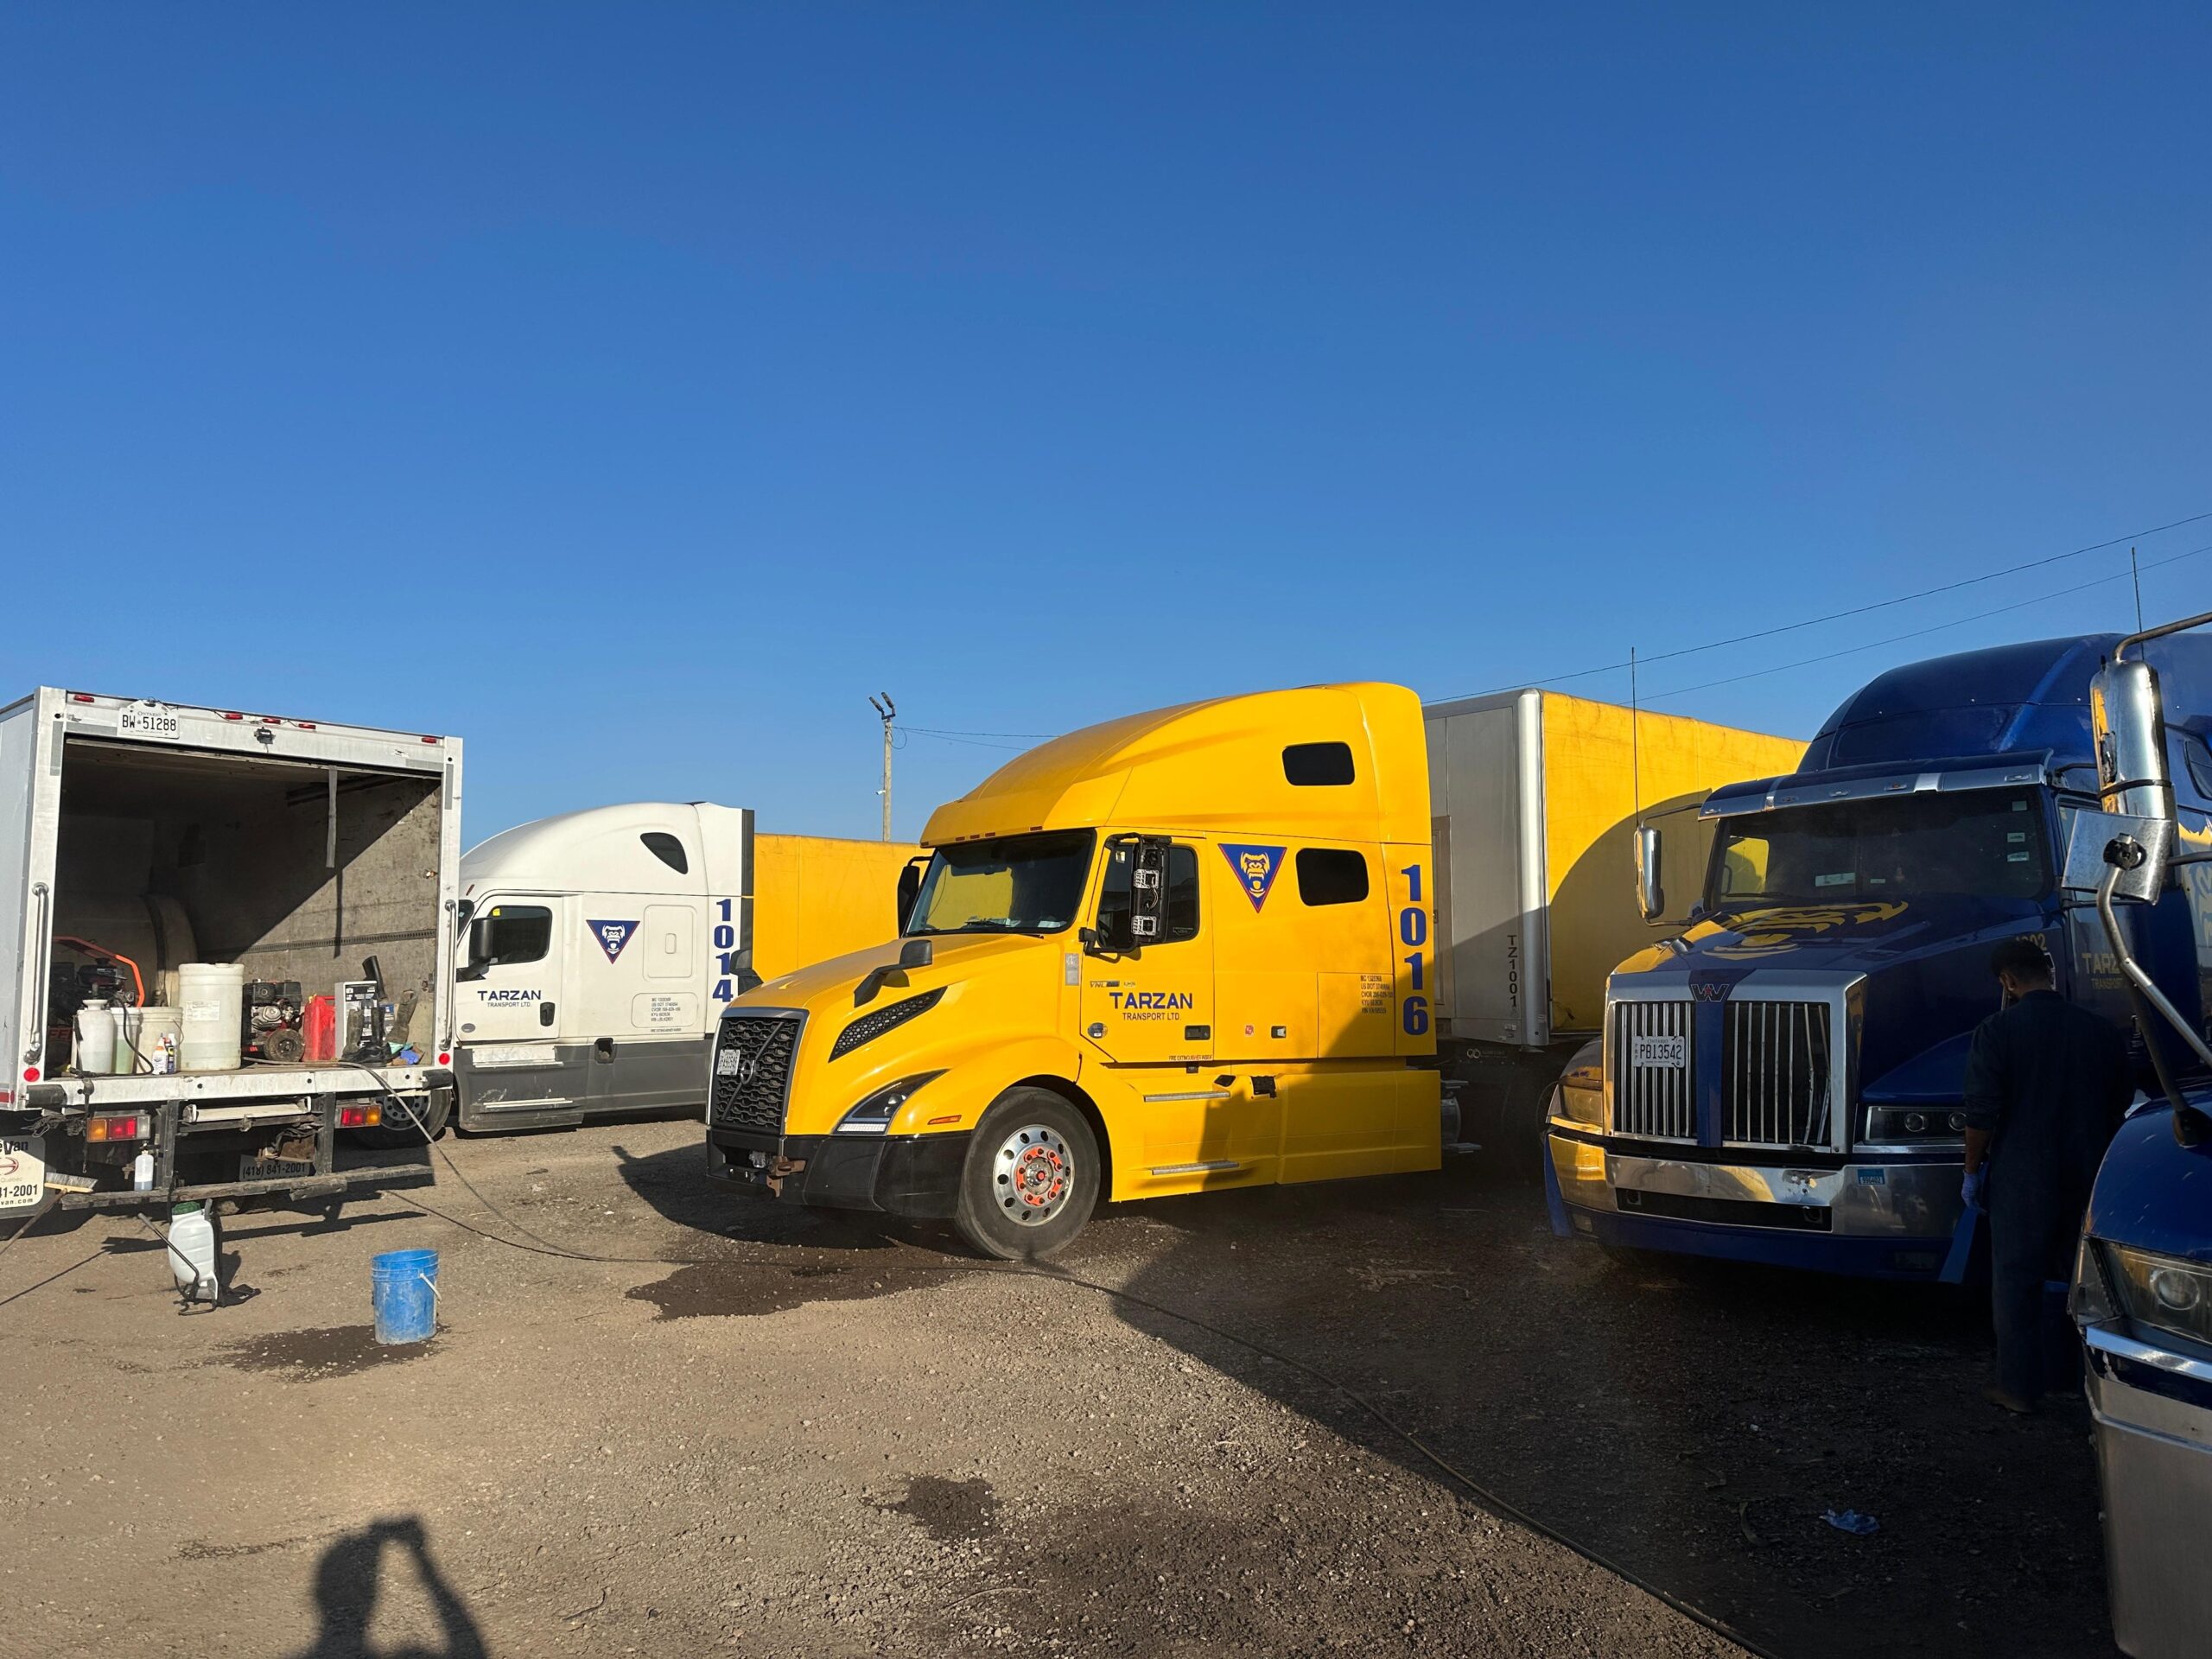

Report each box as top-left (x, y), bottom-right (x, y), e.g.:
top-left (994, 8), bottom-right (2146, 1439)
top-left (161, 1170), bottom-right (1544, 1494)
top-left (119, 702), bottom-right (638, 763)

top-left (1219, 844), bottom-right (1286, 912)
top-left (589, 919), bottom-right (640, 963)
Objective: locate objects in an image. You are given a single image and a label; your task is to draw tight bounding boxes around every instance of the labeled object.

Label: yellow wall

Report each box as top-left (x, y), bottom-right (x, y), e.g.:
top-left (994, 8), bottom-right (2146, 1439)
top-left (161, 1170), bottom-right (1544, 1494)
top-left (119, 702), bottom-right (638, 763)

top-left (751, 834), bottom-right (920, 982)
top-left (1541, 695), bottom-right (1804, 1034)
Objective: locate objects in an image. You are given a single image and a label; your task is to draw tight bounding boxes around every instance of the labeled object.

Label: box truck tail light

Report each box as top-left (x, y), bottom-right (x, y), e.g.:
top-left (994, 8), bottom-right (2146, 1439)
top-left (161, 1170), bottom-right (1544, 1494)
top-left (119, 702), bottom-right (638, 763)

top-left (22, 1066), bottom-right (39, 1083)
top-left (220, 711), bottom-right (245, 721)
top-left (86, 1112), bottom-right (149, 1142)
top-left (67, 692), bottom-right (94, 704)
top-left (337, 1104), bottom-right (382, 1129)
top-left (436, 1052), bottom-right (450, 1066)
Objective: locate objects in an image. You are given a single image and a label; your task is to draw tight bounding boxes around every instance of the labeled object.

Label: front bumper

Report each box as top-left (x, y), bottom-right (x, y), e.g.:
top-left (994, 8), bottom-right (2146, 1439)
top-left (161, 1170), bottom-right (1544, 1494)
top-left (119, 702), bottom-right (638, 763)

top-left (1547, 1128), bottom-right (1963, 1280)
top-left (2083, 1325), bottom-right (2212, 1658)
top-left (707, 1128), bottom-right (969, 1218)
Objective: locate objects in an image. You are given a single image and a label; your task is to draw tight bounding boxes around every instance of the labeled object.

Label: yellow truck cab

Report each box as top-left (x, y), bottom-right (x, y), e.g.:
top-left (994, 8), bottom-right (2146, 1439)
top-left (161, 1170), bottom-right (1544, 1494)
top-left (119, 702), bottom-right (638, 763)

top-left (704, 683), bottom-right (1440, 1258)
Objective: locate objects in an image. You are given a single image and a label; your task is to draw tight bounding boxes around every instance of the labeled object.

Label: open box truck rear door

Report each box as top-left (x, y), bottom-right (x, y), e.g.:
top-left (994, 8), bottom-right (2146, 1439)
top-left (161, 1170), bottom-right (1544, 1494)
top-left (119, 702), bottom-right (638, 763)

top-left (3, 691), bottom-right (63, 1108)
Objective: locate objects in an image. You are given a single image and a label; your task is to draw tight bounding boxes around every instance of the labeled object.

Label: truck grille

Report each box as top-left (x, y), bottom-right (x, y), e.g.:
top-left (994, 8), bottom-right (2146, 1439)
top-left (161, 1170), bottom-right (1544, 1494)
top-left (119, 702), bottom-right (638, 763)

top-left (1725, 1001), bottom-right (1832, 1148)
top-left (1611, 1001), bottom-right (1694, 1141)
top-left (711, 1014), bottom-right (800, 1135)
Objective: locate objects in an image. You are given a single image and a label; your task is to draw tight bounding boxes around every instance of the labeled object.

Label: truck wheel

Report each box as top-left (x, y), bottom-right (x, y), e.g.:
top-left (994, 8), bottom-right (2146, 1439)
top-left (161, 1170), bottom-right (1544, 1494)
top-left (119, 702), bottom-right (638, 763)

top-left (350, 1090), bottom-right (451, 1148)
top-left (952, 1089), bottom-right (1100, 1262)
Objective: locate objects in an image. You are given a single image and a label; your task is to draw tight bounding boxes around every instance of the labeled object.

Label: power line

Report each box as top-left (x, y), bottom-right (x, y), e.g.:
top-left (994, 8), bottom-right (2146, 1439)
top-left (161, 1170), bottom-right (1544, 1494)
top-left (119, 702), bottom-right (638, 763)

top-left (1432, 508), bottom-right (2212, 703)
top-left (1643, 539), bottom-right (2212, 704)
top-left (902, 725), bottom-right (1059, 741)
top-left (902, 729), bottom-right (1037, 753)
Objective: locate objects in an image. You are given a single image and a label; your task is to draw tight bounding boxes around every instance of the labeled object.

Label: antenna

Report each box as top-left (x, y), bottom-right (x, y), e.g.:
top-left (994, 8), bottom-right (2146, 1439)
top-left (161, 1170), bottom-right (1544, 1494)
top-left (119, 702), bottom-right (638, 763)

top-left (868, 694), bottom-right (897, 842)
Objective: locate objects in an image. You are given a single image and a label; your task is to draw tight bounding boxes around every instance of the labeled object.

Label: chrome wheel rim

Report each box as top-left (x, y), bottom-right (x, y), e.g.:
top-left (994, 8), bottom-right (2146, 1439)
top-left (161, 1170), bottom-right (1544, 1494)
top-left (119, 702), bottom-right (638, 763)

top-left (993, 1123), bottom-right (1075, 1224)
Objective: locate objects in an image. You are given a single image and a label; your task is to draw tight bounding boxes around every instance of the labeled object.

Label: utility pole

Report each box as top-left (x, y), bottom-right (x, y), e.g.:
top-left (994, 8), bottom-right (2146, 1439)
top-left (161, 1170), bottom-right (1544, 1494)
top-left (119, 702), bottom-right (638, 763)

top-left (868, 694), bottom-right (896, 841)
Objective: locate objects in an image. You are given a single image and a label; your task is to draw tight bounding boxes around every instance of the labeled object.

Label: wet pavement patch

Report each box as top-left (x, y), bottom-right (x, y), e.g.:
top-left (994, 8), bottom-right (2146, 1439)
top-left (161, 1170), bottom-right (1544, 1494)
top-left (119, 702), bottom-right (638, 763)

top-left (881, 1475), bottom-right (999, 1541)
top-left (213, 1325), bottom-right (436, 1380)
top-left (626, 1260), bottom-right (942, 1320)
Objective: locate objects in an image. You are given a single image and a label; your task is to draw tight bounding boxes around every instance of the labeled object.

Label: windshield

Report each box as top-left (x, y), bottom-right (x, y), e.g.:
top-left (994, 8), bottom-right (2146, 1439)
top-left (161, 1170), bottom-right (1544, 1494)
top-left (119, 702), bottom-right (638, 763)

top-left (905, 830), bottom-right (1096, 937)
top-left (1707, 787), bottom-right (2051, 908)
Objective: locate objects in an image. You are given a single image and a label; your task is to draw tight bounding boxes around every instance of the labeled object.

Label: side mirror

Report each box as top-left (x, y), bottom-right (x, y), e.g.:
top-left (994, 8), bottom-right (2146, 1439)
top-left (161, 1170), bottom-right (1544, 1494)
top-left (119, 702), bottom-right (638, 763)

top-left (456, 918), bottom-right (492, 981)
top-left (896, 856), bottom-right (927, 933)
top-left (1634, 824), bottom-right (1665, 924)
top-left (2090, 658), bottom-right (2177, 902)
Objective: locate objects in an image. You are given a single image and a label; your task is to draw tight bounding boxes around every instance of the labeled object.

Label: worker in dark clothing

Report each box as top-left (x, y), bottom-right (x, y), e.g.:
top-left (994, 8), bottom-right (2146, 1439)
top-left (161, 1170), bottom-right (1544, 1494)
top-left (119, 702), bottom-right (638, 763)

top-left (1961, 937), bottom-right (2134, 1413)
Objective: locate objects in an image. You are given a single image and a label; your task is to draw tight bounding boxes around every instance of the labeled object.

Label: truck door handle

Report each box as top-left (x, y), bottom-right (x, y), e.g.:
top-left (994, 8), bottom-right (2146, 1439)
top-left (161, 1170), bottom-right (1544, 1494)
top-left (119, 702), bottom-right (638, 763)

top-left (22, 881), bottom-right (51, 1064)
top-left (540, 1002), bottom-right (556, 1028)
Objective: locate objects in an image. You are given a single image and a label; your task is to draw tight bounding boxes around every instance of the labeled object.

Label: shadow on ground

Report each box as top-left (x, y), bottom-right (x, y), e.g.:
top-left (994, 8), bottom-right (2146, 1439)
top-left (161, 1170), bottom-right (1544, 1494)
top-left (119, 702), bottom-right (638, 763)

top-left (1090, 1160), bottom-right (2112, 1659)
top-left (291, 1515), bottom-right (486, 1659)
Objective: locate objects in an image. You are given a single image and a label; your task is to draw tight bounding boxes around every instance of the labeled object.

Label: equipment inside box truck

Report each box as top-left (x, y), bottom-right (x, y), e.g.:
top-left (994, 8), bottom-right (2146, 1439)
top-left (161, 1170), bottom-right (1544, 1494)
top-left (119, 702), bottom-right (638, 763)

top-left (48, 738), bottom-right (443, 1074)
top-left (4, 689), bottom-right (459, 1224)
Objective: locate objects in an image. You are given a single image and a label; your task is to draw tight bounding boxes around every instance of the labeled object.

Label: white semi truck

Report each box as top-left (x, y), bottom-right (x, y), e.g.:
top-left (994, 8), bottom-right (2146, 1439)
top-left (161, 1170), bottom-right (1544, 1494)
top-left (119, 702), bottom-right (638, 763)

top-left (451, 804), bottom-right (918, 1132)
top-left (1, 688), bottom-right (461, 1220)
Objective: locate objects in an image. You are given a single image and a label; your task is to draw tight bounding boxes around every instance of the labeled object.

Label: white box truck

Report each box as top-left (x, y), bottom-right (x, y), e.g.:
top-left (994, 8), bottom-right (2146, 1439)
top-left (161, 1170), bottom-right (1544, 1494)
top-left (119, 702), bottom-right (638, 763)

top-left (451, 804), bottom-right (918, 1132)
top-left (2, 688), bottom-right (460, 1217)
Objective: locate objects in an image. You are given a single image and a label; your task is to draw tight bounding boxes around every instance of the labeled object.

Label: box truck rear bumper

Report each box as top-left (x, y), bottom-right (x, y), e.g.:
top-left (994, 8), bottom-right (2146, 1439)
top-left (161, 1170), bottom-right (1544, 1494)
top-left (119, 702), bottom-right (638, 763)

top-left (708, 1128), bottom-right (969, 1218)
top-left (1546, 1129), bottom-right (1962, 1281)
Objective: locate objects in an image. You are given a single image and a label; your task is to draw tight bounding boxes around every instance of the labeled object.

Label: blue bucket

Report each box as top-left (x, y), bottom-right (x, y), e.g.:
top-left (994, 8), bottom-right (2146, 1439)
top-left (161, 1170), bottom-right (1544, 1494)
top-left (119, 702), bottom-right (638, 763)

top-left (371, 1248), bottom-right (440, 1345)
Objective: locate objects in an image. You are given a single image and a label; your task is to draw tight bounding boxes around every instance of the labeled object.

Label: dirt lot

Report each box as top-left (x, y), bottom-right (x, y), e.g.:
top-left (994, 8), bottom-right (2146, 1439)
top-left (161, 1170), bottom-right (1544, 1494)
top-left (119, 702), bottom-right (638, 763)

top-left (0, 1119), bottom-right (2112, 1659)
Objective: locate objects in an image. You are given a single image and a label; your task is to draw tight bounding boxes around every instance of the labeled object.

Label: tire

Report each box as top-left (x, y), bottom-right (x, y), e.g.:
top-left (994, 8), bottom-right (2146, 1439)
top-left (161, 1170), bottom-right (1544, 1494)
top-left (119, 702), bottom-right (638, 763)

top-left (350, 1088), bottom-right (452, 1149)
top-left (952, 1088), bottom-right (1101, 1262)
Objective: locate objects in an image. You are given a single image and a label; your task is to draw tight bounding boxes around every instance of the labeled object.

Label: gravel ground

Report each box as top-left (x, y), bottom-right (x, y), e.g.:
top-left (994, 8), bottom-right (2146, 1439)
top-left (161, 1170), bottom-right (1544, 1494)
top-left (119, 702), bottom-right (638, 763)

top-left (0, 1117), bottom-right (2111, 1658)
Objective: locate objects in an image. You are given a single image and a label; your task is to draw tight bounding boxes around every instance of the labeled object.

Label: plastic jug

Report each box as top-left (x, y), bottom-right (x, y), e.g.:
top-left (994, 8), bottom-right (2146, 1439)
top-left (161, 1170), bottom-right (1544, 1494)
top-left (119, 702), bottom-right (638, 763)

top-left (168, 1203), bottom-right (219, 1303)
top-left (73, 1005), bottom-right (117, 1075)
top-left (178, 963), bottom-right (245, 1071)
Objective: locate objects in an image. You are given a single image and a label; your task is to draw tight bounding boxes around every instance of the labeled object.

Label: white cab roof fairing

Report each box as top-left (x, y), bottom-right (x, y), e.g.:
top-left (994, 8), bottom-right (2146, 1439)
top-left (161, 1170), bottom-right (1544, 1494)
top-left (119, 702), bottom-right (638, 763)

top-left (461, 802), bottom-right (747, 899)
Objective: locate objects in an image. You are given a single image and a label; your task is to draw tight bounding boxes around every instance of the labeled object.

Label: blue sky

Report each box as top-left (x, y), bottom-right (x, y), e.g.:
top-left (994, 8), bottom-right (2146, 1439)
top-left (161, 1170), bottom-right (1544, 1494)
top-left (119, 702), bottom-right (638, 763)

top-left (4, 5), bottom-right (2206, 842)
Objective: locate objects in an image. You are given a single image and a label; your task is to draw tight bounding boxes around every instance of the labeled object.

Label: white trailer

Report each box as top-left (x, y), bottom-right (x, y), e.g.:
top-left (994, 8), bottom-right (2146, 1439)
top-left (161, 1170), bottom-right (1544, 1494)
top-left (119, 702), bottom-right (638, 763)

top-left (452, 803), bottom-right (752, 1132)
top-left (1, 689), bottom-right (460, 1217)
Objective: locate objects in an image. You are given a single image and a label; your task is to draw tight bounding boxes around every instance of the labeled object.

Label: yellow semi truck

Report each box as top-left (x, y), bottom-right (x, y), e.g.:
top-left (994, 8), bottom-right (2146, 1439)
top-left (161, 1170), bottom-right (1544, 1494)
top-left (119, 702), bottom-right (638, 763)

top-left (704, 684), bottom-right (1797, 1257)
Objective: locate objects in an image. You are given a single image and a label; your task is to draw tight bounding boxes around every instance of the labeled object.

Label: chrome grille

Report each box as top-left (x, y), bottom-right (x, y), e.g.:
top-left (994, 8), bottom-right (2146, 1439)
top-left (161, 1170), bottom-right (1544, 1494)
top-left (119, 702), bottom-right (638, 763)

top-left (1611, 1000), bottom-right (1694, 1141)
top-left (1725, 1001), bottom-right (1832, 1148)
top-left (710, 1013), bottom-right (800, 1135)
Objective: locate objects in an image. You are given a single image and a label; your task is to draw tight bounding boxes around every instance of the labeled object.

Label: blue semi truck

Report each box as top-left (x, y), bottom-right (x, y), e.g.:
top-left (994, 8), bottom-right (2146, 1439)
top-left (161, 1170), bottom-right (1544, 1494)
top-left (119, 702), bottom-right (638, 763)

top-left (1543, 629), bottom-right (2212, 1281)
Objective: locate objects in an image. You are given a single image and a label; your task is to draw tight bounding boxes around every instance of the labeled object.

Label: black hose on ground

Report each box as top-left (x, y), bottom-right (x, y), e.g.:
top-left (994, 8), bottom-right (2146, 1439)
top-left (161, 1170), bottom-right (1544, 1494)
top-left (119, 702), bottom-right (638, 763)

top-left (344, 1064), bottom-right (1779, 1657)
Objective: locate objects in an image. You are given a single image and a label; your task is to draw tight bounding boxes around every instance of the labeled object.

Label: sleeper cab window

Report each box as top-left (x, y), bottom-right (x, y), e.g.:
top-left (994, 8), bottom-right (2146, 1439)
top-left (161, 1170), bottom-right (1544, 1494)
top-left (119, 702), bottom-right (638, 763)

top-left (1097, 842), bottom-right (1201, 943)
top-left (1282, 741), bottom-right (1357, 786)
top-left (482, 905), bottom-right (552, 966)
top-left (641, 832), bottom-right (689, 874)
top-left (1295, 848), bottom-right (1370, 907)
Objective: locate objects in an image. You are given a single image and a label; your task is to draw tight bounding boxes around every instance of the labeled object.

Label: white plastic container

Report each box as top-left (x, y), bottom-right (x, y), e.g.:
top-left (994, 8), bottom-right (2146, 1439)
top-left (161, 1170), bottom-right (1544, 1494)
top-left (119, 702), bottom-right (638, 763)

top-left (133, 1007), bottom-right (183, 1076)
top-left (167, 1204), bottom-right (219, 1303)
top-left (73, 1005), bottom-right (117, 1075)
top-left (177, 963), bottom-right (245, 1073)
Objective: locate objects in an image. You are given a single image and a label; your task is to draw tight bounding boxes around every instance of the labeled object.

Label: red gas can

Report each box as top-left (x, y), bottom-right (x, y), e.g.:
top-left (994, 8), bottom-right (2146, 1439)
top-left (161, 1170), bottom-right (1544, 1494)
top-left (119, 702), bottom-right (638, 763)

top-left (302, 995), bottom-right (339, 1064)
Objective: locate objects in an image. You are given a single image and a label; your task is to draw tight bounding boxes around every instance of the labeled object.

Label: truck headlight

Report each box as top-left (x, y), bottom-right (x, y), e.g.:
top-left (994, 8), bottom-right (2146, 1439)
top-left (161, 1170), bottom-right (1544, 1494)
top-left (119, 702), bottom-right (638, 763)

top-left (2099, 1240), bottom-right (2212, 1347)
top-left (835, 1071), bottom-right (945, 1135)
top-left (1553, 1077), bottom-right (1603, 1128)
top-left (1551, 1039), bottom-right (1604, 1128)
